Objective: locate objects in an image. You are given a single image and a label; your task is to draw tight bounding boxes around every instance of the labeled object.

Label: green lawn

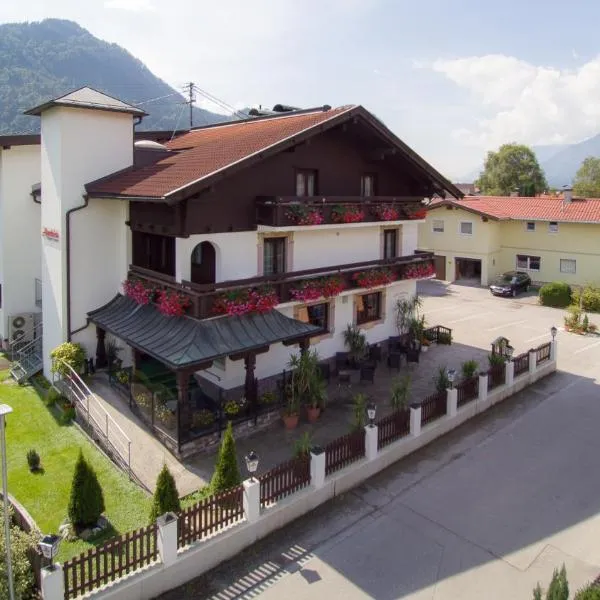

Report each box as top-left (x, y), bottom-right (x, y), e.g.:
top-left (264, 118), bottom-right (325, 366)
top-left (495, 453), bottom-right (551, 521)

top-left (0, 371), bottom-right (152, 562)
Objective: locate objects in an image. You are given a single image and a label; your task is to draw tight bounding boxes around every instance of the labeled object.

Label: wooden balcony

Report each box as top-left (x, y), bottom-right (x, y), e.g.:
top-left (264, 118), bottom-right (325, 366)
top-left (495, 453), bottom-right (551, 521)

top-left (128, 252), bottom-right (435, 320)
top-left (256, 196), bottom-right (426, 228)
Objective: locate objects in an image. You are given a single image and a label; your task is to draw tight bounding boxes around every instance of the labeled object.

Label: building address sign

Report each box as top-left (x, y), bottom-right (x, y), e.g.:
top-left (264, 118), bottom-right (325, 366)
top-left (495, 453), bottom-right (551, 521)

top-left (42, 227), bottom-right (59, 241)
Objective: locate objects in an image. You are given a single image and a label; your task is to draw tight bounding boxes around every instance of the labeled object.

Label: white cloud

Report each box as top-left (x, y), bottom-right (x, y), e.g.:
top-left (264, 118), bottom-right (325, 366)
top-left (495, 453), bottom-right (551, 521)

top-left (427, 54), bottom-right (600, 149)
top-left (104, 0), bottom-right (155, 11)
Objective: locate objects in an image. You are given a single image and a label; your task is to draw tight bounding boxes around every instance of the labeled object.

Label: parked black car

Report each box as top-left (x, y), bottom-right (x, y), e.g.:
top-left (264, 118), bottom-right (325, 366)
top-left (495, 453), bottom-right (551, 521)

top-left (489, 271), bottom-right (531, 297)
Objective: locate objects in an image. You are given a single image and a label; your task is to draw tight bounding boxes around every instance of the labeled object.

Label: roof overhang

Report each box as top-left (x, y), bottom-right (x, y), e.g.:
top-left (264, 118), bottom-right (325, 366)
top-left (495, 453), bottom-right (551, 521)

top-left (427, 200), bottom-right (502, 221)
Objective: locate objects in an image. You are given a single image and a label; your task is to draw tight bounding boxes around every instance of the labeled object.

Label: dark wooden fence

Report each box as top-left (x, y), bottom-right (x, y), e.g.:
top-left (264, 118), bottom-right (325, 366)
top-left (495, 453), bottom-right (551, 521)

top-left (259, 455), bottom-right (311, 508)
top-left (456, 377), bottom-right (479, 407)
top-left (423, 325), bottom-right (453, 344)
top-left (178, 486), bottom-right (244, 548)
top-left (513, 352), bottom-right (529, 376)
top-left (487, 364), bottom-right (505, 390)
top-left (420, 390), bottom-right (447, 425)
top-left (63, 523), bottom-right (157, 599)
top-left (536, 342), bottom-right (551, 364)
top-left (377, 408), bottom-right (410, 449)
top-left (325, 429), bottom-right (366, 476)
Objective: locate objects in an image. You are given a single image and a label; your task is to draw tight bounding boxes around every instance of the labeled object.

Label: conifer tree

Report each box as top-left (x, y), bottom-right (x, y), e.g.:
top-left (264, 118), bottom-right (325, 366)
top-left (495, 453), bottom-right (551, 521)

top-left (210, 422), bottom-right (241, 494)
top-left (149, 464), bottom-right (181, 523)
top-left (68, 450), bottom-right (105, 530)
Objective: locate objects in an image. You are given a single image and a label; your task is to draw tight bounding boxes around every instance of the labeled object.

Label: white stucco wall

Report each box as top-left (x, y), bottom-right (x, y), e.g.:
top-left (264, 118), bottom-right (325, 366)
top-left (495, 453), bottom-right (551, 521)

top-left (0, 144), bottom-right (41, 343)
top-left (401, 221), bottom-right (420, 256)
top-left (40, 106), bottom-right (134, 376)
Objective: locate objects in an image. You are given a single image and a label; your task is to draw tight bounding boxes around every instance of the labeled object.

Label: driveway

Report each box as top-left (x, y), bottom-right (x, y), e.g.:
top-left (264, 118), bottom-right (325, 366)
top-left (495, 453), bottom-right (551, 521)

top-left (158, 283), bottom-right (600, 600)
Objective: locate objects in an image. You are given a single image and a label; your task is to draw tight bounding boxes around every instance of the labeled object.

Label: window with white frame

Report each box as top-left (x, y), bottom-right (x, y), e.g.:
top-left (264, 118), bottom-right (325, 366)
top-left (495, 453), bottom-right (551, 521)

top-left (459, 221), bottom-right (473, 235)
top-left (526, 221), bottom-right (535, 232)
top-left (516, 254), bottom-right (541, 271)
top-left (548, 221), bottom-right (559, 233)
top-left (560, 259), bottom-right (576, 274)
top-left (432, 219), bottom-right (444, 233)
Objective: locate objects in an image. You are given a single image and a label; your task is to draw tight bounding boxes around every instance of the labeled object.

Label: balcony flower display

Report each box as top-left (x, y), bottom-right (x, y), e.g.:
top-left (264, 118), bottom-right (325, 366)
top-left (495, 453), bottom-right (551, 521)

top-left (331, 205), bottom-right (365, 223)
top-left (285, 205), bottom-right (325, 226)
top-left (157, 289), bottom-right (191, 317)
top-left (352, 268), bottom-right (397, 289)
top-left (403, 262), bottom-right (436, 280)
top-left (290, 276), bottom-right (345, 302)
top-left (123, 279), bottom-right (155, 305)
top-left (372, 204), bottom-right (400, 221)
top-left (213, 286), bottom-right (279, 316)
top-left (408, 208), bottom-right (427, 220)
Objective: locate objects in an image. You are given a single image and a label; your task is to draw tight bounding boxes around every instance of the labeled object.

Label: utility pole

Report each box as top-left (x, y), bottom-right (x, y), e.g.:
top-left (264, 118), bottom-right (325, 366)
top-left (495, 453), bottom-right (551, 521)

top-left (184, 82), bottom-right (196, 129)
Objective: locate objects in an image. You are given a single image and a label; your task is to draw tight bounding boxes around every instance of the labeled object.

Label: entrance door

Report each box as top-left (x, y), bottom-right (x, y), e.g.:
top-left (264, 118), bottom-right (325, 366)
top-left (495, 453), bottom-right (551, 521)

top-left (455, 258), bottom-right (482, 284)
top-left (191, 242), bottom-right (216, 285)
top-left (434, 255), bottom-right (446, 280)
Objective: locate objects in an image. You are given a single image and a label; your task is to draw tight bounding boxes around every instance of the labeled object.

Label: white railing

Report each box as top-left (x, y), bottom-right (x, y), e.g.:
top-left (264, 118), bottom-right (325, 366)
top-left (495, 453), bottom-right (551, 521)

top-left (53, 359), bottom-right (132, 477)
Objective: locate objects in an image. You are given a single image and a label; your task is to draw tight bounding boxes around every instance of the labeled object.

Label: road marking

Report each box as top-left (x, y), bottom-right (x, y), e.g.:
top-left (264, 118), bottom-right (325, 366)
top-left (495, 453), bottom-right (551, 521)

top-left (423, 305), bottom-right (461, 315)
top-left (485, 320), bottom-right (528, 332)
top-left (524, 328), bottom-right (563, 343)
top-left (574, 341), bottom-right (600, 355)
top-left (447, 312), bottom-right (492, 324)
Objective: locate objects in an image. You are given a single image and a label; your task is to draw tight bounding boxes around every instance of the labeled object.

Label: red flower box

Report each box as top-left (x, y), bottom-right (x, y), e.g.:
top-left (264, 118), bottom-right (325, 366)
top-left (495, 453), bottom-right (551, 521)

top-left (157, 290), bottom-right (191, 317)
top-left (291, 276), bottom-right (345, 302)
top-left (408, 208), bottom-right (427, 220)
top-left (285, 206), bottom-right (325, 226)
top-left (403, 262), bottom-right (436, 280)
top-left (372, 204), bottom-right (400, 221)
top-left (331, 205), bottom-right (365, 223)
top-left (213, 287), bottom-right (279, 316)
top-left (352, 268), bottom-right (397, 289)
top-left (123, 279), bottom-right (155, 305)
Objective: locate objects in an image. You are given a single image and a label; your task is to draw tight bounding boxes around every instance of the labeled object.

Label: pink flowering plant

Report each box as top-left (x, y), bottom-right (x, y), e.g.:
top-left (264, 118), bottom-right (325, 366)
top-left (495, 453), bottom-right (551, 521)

top-left (290, 276), bottom-right (345, 302)
top-left (285, 205), bottom-right (325, 226)
top-left (403, 262), bottom-right (435, 280)
top-left (157, 290), bottom-right (191, 317)
top-left (331, 205), bottom-right (365, 223)
top-left (123, 279), bottom-right (155, 305)
top-left (372, 204), bottom-right (400, 221)
top-left (213, 286), bottom-right (279, 316)
top-left (352, 268), bottom-right (397, 289)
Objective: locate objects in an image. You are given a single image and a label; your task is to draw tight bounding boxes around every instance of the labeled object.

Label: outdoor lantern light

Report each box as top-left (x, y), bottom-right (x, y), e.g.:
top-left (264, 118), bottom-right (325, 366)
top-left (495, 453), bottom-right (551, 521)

top-left (367, 401), bottom-right (376, 427)
top-left (505, 345), bottom-right (514, 360)
top-left (244, 450), bottom-right (259, 481)
top-left (447, 369), bottom-right (457, 388)
top-left (551, 326), bottom-right (557, 340)
top-left (39, 534), bottom-right (61, 570)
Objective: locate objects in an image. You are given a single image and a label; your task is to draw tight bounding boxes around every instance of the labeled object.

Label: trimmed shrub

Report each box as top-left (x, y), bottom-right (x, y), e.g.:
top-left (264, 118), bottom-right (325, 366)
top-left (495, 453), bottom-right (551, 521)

top-left (0, 508), bottom-right (37, 600)
top-left (210, 422), bottom-right (241, 494)
top-left (539, 282), bottom-right (572, 308)
top-left (45, 386), bottom-right (63, 407)
top-left (50, 342), bottom-right (86, 376)
top-left (433, 365), bottom-right (450, 392)
top-left (149, 464), bottom-right (181, 523)
top-left (461, 359), bottom-right (479, 379)
top-left (575, 586), bottom-right (600, 599)
top-left (572, 284), bottom-right (600, 313)
top-left (26, 449), bottom-right (40, 472)
top-left (68, 451), bottom-right (105, 530)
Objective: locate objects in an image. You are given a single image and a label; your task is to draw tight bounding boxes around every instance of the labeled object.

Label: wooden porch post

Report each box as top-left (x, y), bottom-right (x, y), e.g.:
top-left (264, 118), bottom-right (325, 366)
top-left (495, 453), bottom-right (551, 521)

top-left (299, 338), bottom-right (309, 356)
top-left (95, 327), bottom-right (107, 369)
top-left (176, 371), bottom-right (191, 450)
top-left (244, 354), bottom-right (258, 409)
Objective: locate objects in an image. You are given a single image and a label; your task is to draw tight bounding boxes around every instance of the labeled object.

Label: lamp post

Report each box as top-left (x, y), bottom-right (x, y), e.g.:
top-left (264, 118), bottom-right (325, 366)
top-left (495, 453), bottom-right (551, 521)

top-left (447, 369), bottom-right (456, 389)
top-left (551, 326), bottom-right (557, 340)
top-left (39, 534), bottom-right (61, 571)
top-left (505, 345), bottom-right (514, 361)
top-left (0, 404), bottom-right (14, 600)
top-left (244, 451), bottom-right (259, 482)
top-left (366, 401), bottom-right (376, 427)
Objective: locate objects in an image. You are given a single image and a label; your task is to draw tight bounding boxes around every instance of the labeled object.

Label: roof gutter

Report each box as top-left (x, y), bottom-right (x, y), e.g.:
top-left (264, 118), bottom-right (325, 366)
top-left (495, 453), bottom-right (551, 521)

top-left (66, 194), bottom-right (90, 340)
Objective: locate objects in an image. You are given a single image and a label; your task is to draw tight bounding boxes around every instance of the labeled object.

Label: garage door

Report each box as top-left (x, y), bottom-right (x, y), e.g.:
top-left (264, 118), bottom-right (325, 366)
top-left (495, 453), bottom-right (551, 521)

top-left (434, 255), bottom-right (446, 280)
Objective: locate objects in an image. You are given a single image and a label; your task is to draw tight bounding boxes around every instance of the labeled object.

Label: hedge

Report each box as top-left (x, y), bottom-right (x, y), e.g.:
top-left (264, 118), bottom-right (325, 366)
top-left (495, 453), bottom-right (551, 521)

top-left (539, 282), bottom-right (572, 308)
top-left (572, 285), bottom-right (600, 313)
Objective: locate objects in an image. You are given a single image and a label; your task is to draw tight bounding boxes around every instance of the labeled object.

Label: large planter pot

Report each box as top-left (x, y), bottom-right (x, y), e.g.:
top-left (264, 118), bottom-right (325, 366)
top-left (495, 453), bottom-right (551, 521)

top-left (306, 406), bottom-right (320, 423)
top-left (282, 413), bottom-right (299, 430)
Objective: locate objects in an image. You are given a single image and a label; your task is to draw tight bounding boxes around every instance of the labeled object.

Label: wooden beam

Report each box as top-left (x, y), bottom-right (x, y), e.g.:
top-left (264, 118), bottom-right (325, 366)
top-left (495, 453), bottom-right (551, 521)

top-left (228, 346), bottom-right (270, 362)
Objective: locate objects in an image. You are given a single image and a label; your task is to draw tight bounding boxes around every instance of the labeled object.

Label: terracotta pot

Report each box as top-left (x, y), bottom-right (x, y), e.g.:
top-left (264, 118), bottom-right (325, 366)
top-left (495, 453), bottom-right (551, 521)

top-left (282, 413), bottom-right (299, 430)
top-left (306, 406), bottom-right (321, 423)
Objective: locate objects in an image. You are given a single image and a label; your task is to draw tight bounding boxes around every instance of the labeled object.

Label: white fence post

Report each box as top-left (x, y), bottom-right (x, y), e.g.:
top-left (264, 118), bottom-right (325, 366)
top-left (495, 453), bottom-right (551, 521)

top-left (156, 512), bottom-right (178, 567)
top-left (478, 374), bottom-right (488, 402)
top-left (410, 403), bottom-right (422, 437)
top-left (243, 477), bottom-right (261, 522)
top-left (310, 449), bottom-right (326, 489)
top-left (529, 349), bottom-right (537, 374)
top-left (41, 564), bottom-right (64, 600)
top-left (446, 388), bottom-right (458, 417)
top-left (364, 425), bottom-right (378, 461)
top-left (550, 339), bottom-right (557, 362)
top-left (505, 361), bottom-right (514, 387)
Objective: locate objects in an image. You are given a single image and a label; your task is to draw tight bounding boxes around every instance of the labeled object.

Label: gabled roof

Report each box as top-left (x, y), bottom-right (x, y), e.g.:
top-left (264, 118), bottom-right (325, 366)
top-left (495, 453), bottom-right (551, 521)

top-left (24, 86), bottom-right (147, 117)
top-left (428, 195), bottom-right (600, 224)
top-left (85, 105), bottom-right (462, 202)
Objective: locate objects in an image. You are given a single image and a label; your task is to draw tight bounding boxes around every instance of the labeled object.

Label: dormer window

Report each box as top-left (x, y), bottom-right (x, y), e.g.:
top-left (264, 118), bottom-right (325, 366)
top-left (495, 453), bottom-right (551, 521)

top-left (296, 170), bottom-right (317, 197)
top-left (361, 174), bottom-right (376, 197)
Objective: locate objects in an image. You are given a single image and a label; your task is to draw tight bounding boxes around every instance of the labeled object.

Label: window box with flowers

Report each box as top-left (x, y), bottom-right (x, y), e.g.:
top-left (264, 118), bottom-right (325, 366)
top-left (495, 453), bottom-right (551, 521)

top-left (157, 289), bottom-right (191, 317)
top-left (290, 275), bottom-right (345, 302)
top-left (331, 205), bottom-right (365, 223)
top-left (285, 205), bottom-right (325, 226)
top-left (408, 208), bottom-right (427, 220)
top-left (372, 204), bottom-right (400, 221)
top-left (403, 262), bottom-right (436, 280)
top-left (352, 268), bottom-right (397, 289)
top-left (123, 279), bottom-right (155, 305)
top-left (212, 286), bottom-right (279, 316)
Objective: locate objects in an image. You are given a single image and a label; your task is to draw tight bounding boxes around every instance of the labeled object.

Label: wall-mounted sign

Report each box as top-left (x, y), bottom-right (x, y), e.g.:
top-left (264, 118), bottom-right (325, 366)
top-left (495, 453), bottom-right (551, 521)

top-left (42, 227), bottom-right (59, 241)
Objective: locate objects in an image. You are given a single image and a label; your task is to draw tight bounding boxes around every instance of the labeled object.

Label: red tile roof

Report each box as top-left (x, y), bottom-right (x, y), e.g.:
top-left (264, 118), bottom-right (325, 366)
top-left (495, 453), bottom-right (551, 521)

top-left (429, 195), bottom-right (600, 224)
top-left (86, 106), bottom-right (354, 199)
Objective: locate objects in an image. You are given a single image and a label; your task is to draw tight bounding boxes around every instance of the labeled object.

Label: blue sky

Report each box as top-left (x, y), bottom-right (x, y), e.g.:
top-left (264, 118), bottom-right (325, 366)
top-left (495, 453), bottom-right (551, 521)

top-left (2, 0), bottom-right (600, 178)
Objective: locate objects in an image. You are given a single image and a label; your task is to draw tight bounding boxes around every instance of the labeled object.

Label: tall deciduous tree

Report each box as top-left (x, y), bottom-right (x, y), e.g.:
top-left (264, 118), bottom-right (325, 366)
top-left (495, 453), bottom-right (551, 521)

top-left (476, 144), bottom-right (548, 196)
top-left (573, 156), bottom-right (600, 197)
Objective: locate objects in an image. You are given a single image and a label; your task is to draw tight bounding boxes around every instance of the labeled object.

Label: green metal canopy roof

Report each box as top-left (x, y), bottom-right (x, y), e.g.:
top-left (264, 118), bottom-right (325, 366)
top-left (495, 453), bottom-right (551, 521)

top-left (88, 294), bottom-right (321, 371)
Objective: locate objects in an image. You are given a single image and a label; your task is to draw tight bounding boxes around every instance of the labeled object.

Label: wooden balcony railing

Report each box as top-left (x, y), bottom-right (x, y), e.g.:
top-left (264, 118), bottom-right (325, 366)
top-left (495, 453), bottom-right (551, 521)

top-left (128, 252), bottom-right (435, 320)
top-left (256, 196), bottom-right (426, 227)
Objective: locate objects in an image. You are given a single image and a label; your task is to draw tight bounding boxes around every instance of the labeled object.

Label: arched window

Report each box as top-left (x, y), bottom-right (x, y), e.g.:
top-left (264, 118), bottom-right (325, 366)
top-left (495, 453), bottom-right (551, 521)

top-left (190, 242), bottom-right (216, 284)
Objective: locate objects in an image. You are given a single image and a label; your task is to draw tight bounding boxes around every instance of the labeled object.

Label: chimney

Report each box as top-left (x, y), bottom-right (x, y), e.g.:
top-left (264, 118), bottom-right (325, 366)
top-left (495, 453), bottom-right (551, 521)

top-left (509, 189), bottom-right (519, 197)
top-left (563, 186), bottom-right (573, 203)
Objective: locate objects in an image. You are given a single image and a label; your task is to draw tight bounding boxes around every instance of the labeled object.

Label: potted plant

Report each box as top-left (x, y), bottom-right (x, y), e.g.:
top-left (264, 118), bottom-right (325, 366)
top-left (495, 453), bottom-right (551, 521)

top-left (223, 400), bottom-right (241, 420)
top-left (343, 324), bottom-right (368, 368)
top-left (461, 359), bottom-right (479, 379)
top-left (390, 375), bottom-right (411, 410)
top-left (282, 390), bottom-right (300, 430)
top-left (287, 351), bottom-right (326, 424)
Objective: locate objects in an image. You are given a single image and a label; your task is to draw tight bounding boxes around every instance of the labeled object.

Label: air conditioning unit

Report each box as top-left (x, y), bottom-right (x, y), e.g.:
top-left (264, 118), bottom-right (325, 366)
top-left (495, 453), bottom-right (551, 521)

top-left (9, 313), bottom-right (35, 346)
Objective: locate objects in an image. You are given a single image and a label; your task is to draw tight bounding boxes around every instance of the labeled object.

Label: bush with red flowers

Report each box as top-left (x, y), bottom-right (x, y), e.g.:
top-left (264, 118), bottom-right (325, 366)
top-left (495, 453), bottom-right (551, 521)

top-left (290, 276), bottom-right (345, 302)
top-left (352, 268), bottom-right (397, 289)
top-left (331, 205), bottom-right (365, 223)
top-left (403, 262), bottom-right (436, 279)
top-left (123, 279), bottom-right (155, 305)
top-left (213, 287), bottom-right (279, 316)
top-left (372, 204), bottom-right (400, 221)
top-left (285, 205), bottom-right (325, 226)
top-left (157, 290), bottom-right (191, 317)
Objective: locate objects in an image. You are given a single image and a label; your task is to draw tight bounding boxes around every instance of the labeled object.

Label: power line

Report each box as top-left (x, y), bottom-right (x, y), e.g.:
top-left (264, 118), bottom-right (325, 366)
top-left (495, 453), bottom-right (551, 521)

top-left (182, 82), bottom-right (195, 129)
